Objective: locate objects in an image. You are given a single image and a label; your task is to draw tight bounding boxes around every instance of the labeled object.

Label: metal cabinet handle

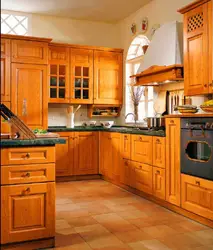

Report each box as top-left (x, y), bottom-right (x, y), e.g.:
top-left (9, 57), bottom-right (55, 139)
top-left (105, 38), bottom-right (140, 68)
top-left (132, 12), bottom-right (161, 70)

top-left (170, 120), bottom-right (174, 124)
top-left (26, 153), bottom-right (30, 158)
top-left (124, 135), bottom-right (128, 140)
top-left (22, 187), bottom-right (30, 195)
top-left (195, 181), bottom-right (200, 186)
top-left (156, 170), bottom-right (160, 174)
top-left (139, 137), bottom-right (142, 142)
top-left (156, 139), bottom-right (160, 143)
top-left (22, 172), bottom-right (31, 178)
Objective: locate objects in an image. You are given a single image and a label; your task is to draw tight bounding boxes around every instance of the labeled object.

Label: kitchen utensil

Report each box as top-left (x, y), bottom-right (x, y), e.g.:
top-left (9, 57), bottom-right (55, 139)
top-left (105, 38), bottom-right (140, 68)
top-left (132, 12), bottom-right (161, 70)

top-left (144, 117), bottom-right (165, 129)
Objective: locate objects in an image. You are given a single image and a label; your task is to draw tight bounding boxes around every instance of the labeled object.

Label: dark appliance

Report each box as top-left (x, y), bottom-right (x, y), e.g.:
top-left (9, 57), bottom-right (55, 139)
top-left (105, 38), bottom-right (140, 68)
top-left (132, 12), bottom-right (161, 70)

top-left (181, 117), bottom-right (213, 181)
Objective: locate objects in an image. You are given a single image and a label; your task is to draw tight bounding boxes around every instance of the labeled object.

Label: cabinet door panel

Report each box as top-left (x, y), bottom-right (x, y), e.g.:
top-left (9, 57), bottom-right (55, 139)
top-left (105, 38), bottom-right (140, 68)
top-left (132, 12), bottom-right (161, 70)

top-left (11, 40), bottom-right (48, 64)
top-left (181, 174), bottom-right (213, 220)
top-left (1, 39), bottom-right (11, 102)
top-left (153, 167), bottom-right (165, 200)
top-left (56, 135), bottom-right (74, 176)
top-left (94, 51), bottom-right (123, 105)
top-left (166, 118), bottom-right (181, 206)
top-left (121, 134), bottom-right (131, 160)
top-left (74, 132), bottom-right (98, 175)
top-left (131, 135), bottom-right (153, 165)
top-left (1, 183), bottom-right (55, 244)
top-left (100, 132), bottom-right (111, 177)
top-left (70, 48), bottom-right (93, 104)
top-left (153, 137), bottom-right (165, 168)
top-left (11, 63), bottom-right (48, 129)
top-left (183, 3), bottom-right (210, 95)
top-left (134, 162), bottom-right (153, 194)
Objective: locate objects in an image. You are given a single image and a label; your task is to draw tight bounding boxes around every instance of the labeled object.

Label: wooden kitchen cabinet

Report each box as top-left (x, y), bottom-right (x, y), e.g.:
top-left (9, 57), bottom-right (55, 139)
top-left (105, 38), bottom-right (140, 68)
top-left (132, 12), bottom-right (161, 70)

top-left (131, 135), bottom-right (153, 165)
top-left (73, 132), bottom-right (98, 175)
top-left (1, 182), bottom-right (55, 244)
top-left (94, 50), bottom-right (123, 105)
top-left (166, 118), bottom-right (181, 206)
top-left (134, 162), bottom-right (153, 194)
top-left (48, 45), bottom-right (70, 103)
top-left (153, 137), bottom-right (165, 168)
top-left (55, 134), bottom-right (74, 176)
top-left (181, 174), bottom-right (213, 220)
top-left (153, 167), bottom-right (166, 200)
top-left (1, 38), bottom-right (11, 102)
top-left (99, 132), bottom-right (121, 181)
top-left (11, 40), bottom-right (48, 64)
top-left (121, 134), bottom-right (131, 160)
top-left (178, 0), bottom-right (213, 95)
top-left (70, 48), bottom-right (94, 104)
top-left (11, 63), bottom-right (48, 129)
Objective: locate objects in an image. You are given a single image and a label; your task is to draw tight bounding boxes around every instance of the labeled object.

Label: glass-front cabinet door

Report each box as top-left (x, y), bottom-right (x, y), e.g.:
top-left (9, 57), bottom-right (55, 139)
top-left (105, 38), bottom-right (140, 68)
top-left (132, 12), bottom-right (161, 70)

top-left (70, 48), bottom-right (93, 104)
top-left (49, 45), bottom-right (69, 103)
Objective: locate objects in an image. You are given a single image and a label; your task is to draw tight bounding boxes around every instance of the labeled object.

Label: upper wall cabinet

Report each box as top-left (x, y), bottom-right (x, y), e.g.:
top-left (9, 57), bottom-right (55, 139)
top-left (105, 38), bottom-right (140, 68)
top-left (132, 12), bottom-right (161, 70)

top-left (1, 39), bottom-right (11, 102)
top-left (11, 40), bottom-right (48, 64)
top-left (48, 45), bottom-right (70, 103)
top-left (178, 0), bottom-right (213, 95)
top-left (70, 48), bottom-right (94, 104)
top-left (94, 51), bottom-right (123, 105)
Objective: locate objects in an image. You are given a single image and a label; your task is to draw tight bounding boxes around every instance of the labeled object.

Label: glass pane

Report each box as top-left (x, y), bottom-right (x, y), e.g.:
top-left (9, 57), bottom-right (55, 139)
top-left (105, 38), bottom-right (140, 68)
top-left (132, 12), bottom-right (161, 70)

top-left (59, 88), bottom-right (65, 98)
top-left (50, 65), bottom-right (57, 75)
top-left (59, 77), bottom-right (65, 87)
top-left (75, 66), bottom-right (81, 76)
top-left (138, 102), bottom-right (146, 121)
top-left (83, 78), bottom-right (89, 88)
top-left (50, 76), bottom-right (57, 86)
top-left (186, 142), bottom-right (211, 162)
top-left (59, 65), bottom-right (66, 75)
top-left (75, 78), bottom-right (81, 88)
top-left (83, 67), bottom-right (89, 77)
top-left (83, 90), bottom-right (89, 99)
top-left (75, 89), bottom-right (81, 99)
top-left (148, 87), bottom-right (154, 100)
top-left (50, 88), bottom-right (57, 98)
top-left (148, 101), bottom-right (154, 117)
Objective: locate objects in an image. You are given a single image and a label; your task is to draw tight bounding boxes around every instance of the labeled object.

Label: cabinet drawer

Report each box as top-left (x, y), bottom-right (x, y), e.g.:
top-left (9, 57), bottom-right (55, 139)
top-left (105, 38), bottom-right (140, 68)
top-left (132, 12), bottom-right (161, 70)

top-left (1, 163), bottom-right (55, 185)
top-left (1, 146), bottom-right (55, 165)
top-left (11, 40), bottom-right (48, 64)
top-left (181, 174), bottom-right (213, 220)
top-left (131, 135), bottom-right (153, 165)
top-left (153, 137), bottom-right (165, 168)
top-left (1, 182), bottom-right (55, 244)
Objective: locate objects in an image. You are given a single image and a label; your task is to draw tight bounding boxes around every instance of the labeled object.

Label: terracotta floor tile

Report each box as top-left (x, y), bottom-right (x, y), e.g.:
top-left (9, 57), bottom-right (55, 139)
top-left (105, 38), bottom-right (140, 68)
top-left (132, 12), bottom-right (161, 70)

top-left (113, 229), bottom-right (153, 243)
top-left (118, 209), bottom-right (148, 220)
top-left (67, 216), bottom-right (98, 227)
top-left (94, 246), bottom-right (131, 250)
top-left (54, 242), bottom-right (92, 249)
top-left (168, 220), bottom-right (210, 233)
top-left (56, 219), bottom-right (72, 230)
top-left (141, 225), bottom-right (179, 239)
top-left (55, 232), bottom-right (85, 247)
top-left (185, 229), bottom-right (213, 245)
top-left (128, 239), bottom-right (171, 250)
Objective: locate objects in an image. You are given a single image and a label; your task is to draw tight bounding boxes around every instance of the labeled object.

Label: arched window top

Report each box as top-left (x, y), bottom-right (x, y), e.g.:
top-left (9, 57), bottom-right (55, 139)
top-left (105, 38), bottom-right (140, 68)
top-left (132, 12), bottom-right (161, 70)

top-left (127, 35), bottom-right (150, 61)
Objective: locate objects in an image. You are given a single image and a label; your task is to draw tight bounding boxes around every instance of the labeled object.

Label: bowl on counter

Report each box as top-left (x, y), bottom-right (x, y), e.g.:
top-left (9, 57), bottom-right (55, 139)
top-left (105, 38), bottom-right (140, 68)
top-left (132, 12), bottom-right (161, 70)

top-left (100, 121), bottom-right (114, 129)
top-left (82, 121), bottom-right (97, 127)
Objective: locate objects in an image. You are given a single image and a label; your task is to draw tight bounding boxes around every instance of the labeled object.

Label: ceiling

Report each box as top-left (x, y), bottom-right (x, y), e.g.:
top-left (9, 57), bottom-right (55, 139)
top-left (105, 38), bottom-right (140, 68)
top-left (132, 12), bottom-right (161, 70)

top-left (1, 0), bottom-right (152, 23)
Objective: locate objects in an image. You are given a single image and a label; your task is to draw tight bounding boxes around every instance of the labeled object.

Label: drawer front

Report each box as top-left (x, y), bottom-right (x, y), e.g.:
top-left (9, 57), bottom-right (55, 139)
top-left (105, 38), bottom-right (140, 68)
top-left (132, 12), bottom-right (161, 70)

top-left (11, 40), bottom-right (48, 64)
top-left (1, 147), bottom-right (55, 165)
top-left (121, 134), bottom-right (131, 160)
top-left (153, 137), bottom-right (166, 168)
top-left (153, 166), bottom-right (166, 200)
top-left (1, 163), bottom-right (55, 185)
top-left (181, 174), bottom-right (213, 220)
top-left (131, 135), bottom-right (153, 165)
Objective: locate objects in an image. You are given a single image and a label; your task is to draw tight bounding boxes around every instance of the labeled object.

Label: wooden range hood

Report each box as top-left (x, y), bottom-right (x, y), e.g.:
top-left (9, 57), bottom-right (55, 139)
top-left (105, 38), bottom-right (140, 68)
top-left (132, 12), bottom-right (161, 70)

top-left (130, 64), bottom-right (184, 86)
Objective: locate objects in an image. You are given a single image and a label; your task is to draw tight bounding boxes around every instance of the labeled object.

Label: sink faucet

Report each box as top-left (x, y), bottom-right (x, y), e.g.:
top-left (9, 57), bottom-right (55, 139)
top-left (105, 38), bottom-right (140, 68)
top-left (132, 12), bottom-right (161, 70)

top-left (125, 113), bottom-right (137, 126)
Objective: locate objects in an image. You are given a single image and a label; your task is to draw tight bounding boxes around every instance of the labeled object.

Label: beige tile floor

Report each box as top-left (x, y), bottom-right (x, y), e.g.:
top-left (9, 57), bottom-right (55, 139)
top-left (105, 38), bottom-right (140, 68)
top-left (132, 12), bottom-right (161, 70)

top-left (52, 180), bottom-right (213, 250)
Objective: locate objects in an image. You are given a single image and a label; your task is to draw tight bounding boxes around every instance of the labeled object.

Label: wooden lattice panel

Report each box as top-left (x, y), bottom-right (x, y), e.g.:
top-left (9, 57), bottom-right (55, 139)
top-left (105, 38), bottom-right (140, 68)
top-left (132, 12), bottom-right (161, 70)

top-left (187, 12), bottom-right (204, 32)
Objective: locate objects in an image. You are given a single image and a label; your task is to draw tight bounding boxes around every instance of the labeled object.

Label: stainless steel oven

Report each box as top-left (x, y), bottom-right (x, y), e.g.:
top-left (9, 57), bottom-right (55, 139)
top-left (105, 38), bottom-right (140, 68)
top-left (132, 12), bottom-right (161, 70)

top-left (181, 117), bottom-right (213, 181)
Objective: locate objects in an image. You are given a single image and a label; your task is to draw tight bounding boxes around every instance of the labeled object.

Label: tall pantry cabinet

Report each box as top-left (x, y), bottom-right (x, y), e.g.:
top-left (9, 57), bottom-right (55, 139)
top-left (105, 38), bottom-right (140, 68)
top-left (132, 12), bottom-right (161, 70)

top-left (11, 38), bottom-right (51, 129)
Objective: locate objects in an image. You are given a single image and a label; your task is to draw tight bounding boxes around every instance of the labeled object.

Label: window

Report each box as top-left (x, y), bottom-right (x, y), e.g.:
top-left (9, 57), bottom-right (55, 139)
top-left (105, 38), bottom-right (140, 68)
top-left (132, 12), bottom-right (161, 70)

top-left (126, 35), bottom-right (153, 123)
top-left (1, 11), bottom-right (29, 35)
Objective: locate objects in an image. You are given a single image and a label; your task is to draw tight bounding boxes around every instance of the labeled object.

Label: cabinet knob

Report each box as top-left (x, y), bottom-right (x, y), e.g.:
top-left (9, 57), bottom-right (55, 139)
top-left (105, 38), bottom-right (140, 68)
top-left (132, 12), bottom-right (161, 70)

top-left (139, 165), bottom-right (142, 169)
top-left (22, 187), bottom-right (30, 195)
top-left (24, 153), bottom-right (30, 159)
top-left (195, 181), bottom-right (200, 186)
top-left (204, 84), bottom-right (208, 88)
top-left (156, 170), bottom-right (160, 174)
top-left (170, 120), bottom-right (174, 124)
top-left (156, 139), bottom-right (160, 143)
top-left (124, 135), bottom-right (128, 140)
top-left (22, 172), bottom-right (31, 178)
top-left (139, 137), bottom-right (142, 142)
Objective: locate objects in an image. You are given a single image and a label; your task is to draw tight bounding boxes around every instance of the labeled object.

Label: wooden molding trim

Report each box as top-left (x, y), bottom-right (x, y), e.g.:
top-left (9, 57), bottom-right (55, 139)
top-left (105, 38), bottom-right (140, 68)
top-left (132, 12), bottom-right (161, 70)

top-left (178, 0), bottom-right (211, 14)
top-left (130, 64), bottom-right (184, 86)
top-left (1, 34), bottom-right (52, 43)
top-left (101, 176), bottom-right (213, 228)
top-left (50, 42), bottom-right (124, 53)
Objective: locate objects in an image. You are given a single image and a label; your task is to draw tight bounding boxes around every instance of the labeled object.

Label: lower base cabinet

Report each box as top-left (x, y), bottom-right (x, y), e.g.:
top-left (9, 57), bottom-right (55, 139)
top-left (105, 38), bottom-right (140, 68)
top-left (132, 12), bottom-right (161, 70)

top-left (181, 174), bottom-right (213, 221)
top-left (1, 182), bottom-right (55, 244)
top-left (153, 167), bottom-right (166, 200)
top-left (134, 162), bottom-right (153, 195)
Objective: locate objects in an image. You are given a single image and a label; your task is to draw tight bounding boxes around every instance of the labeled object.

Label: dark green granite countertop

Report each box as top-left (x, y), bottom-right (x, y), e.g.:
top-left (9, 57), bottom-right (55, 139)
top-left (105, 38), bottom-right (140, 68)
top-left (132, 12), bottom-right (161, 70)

top-left (48, 126), bottom-right (166, 137)
top-left (0, 138), bottom-right (66, 148)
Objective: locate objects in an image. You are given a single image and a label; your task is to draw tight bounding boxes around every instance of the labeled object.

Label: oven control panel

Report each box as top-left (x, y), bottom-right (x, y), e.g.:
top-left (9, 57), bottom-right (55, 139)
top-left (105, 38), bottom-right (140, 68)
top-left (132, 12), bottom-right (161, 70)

top-left (182, 118), bottom-right (213, 130)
